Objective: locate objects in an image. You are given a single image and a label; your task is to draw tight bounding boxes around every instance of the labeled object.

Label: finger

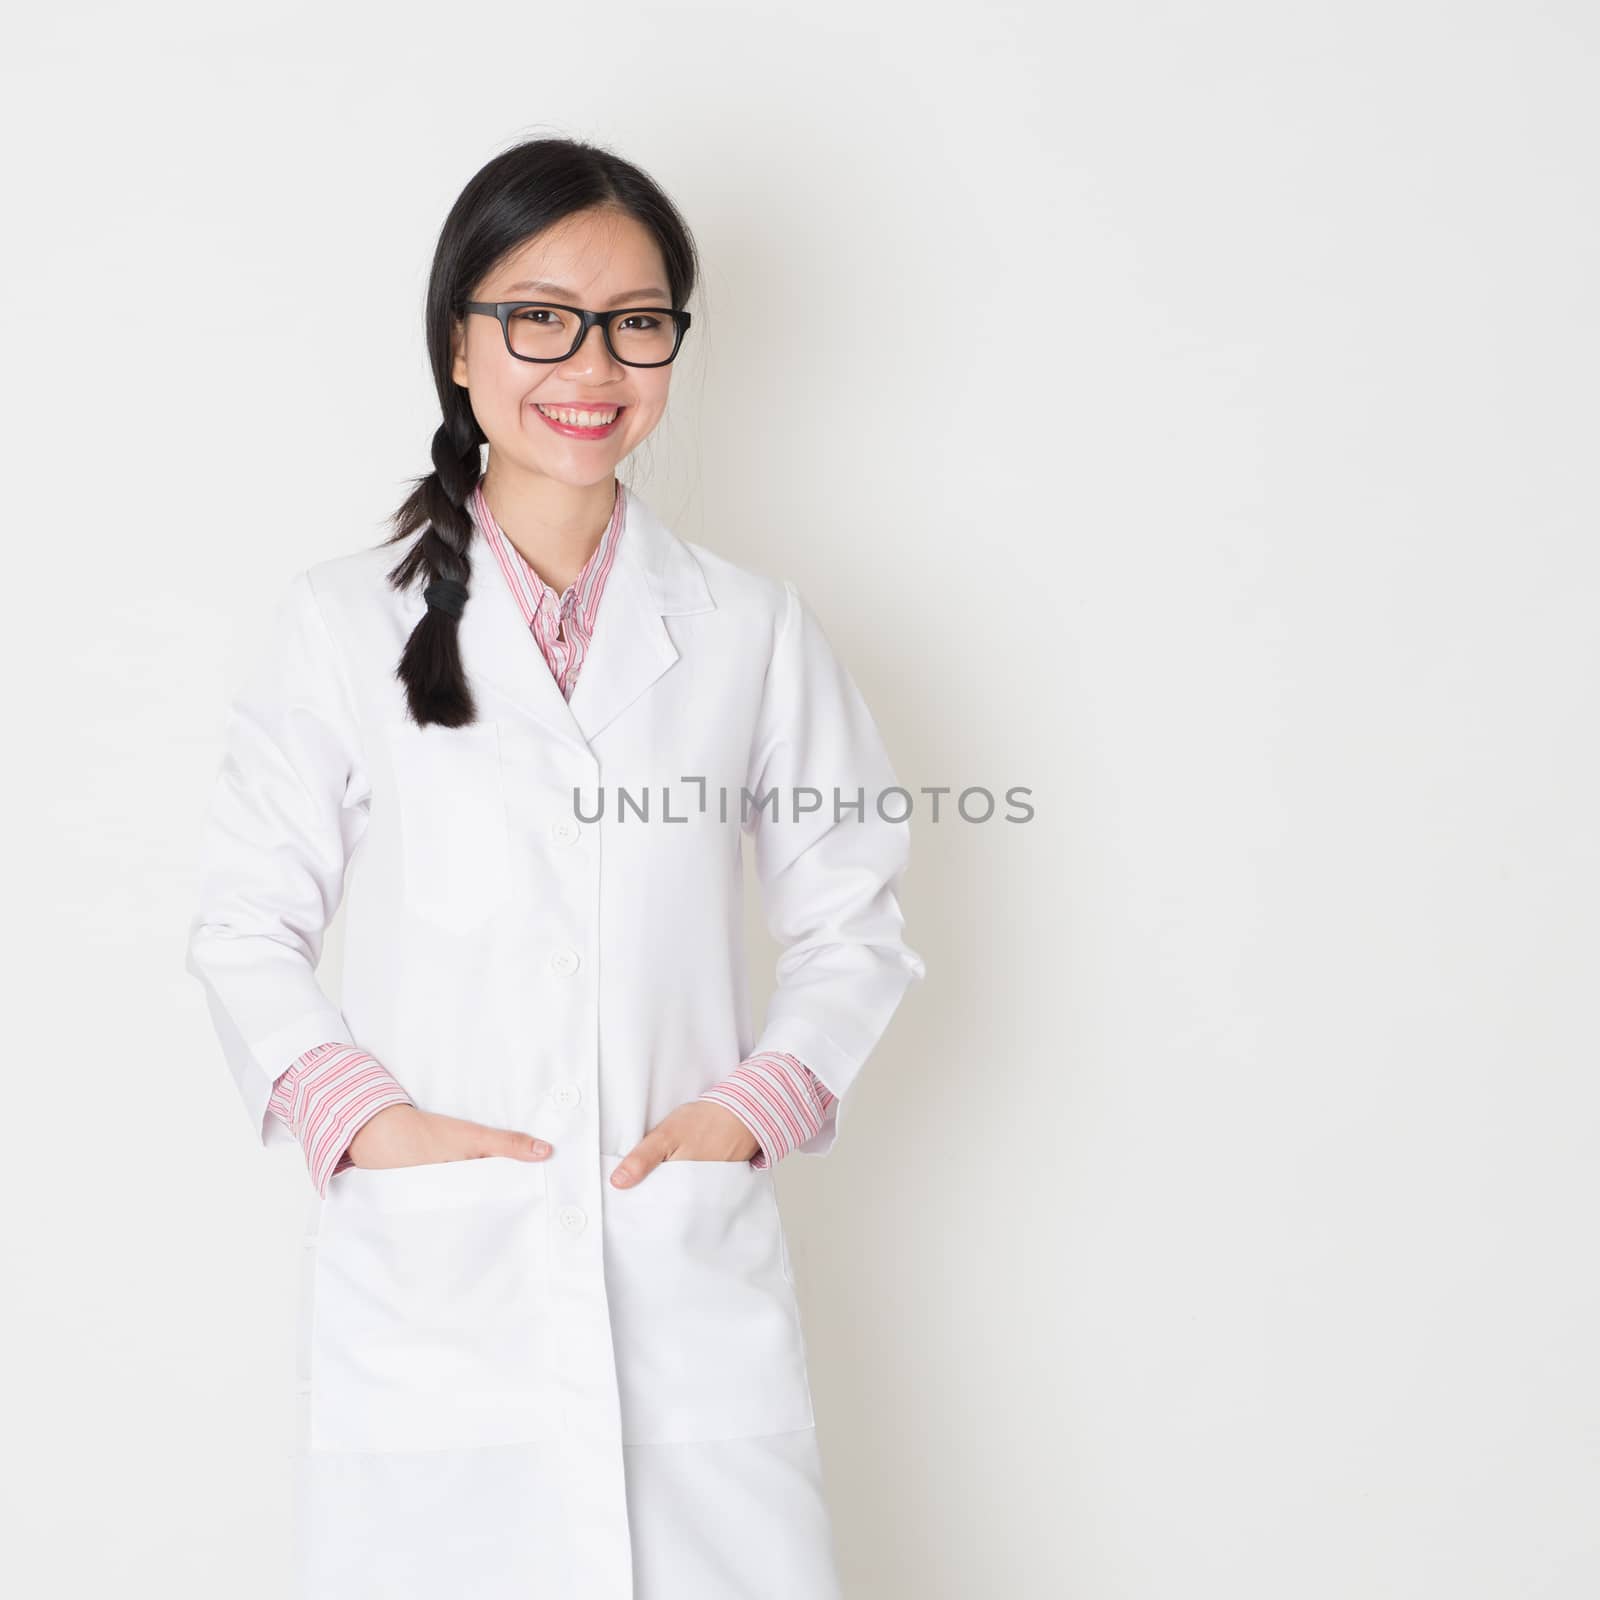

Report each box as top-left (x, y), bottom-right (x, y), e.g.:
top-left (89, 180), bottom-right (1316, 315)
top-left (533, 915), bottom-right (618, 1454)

top-left (611, 1138), bottom-right (670, 1187)
top-left (478, 1125), bottom-right (553, 1162)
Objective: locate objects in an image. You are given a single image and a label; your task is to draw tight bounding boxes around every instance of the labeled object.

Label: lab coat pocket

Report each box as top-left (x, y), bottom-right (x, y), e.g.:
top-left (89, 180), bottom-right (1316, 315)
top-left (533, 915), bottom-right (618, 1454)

top-left (387, 719), bottom-right (511, 934)
top-left (601, 1154), bottom-right (815, 1446)
top-left (307, 1155), bottom-right (553, 1454)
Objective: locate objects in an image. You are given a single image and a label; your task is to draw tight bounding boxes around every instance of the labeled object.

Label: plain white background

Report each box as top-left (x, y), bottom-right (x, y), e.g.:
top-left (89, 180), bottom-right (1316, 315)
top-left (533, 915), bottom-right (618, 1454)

top-left (2, 2), bottom-right (1596, 1595)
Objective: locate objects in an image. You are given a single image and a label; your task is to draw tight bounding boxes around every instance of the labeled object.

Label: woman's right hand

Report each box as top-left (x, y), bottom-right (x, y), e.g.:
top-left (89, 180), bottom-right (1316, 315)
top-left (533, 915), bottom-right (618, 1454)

top-left (346, 1104), bottom-right (553, 1170)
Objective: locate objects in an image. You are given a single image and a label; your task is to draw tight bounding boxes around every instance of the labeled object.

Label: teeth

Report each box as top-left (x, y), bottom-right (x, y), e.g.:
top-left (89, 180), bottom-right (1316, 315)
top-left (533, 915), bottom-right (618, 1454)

top-left (537, 404), bottom-right (619, 427)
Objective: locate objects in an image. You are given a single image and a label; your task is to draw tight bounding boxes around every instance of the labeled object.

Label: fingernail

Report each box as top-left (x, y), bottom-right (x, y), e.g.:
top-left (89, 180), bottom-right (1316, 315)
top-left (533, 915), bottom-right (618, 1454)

top-left (533, 1140), bottom-right (551, 1155)
top-left (613, 1166), bottom-right (631, 1185)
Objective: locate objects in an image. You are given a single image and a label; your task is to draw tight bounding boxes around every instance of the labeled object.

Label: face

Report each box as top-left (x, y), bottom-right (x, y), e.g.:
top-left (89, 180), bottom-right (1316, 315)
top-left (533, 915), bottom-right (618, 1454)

top-left (450, 207), bottom-right (677, 491)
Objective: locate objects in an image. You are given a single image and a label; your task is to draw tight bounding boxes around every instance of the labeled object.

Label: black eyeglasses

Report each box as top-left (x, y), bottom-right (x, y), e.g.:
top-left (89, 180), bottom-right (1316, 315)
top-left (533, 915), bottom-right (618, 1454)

top-left (464, 301), bottom-right (692, 368)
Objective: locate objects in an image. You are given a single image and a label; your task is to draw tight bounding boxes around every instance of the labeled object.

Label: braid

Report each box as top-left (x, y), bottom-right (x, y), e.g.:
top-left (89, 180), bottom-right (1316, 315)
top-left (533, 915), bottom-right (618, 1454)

top-left (383, 394), bottom-right (484, 728)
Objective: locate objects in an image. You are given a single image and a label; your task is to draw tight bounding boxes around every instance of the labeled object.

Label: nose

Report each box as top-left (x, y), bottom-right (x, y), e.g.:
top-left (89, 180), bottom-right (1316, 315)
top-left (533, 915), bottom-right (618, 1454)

top-left (559, 320), bottom-right (622, 379)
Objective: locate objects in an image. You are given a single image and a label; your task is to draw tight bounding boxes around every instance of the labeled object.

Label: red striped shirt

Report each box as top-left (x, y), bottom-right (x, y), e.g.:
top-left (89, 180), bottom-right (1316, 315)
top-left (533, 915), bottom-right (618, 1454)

top-left (268, 477), bottom-right (834, 1194)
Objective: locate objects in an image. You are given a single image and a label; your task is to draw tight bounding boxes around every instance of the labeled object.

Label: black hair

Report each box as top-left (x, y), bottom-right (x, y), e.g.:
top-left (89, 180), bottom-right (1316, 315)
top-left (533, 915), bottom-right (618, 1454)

top-left (382, 136), bottom-right (700, 728)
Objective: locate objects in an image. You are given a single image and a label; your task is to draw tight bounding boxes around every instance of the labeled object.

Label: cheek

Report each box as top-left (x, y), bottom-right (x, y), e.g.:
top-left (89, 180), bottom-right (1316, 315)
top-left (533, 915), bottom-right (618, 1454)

top-left (466, 332), bottom-right (530, 427)
top-left (626, 382), bottom-right (672, 434)
top-left (475, 374), bottom-right (535, 440)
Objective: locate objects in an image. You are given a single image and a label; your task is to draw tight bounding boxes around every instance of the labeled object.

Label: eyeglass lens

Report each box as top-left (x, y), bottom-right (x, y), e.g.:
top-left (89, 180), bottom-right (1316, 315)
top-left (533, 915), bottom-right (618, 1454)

top-left (508, 305), bottom-right (678, 364)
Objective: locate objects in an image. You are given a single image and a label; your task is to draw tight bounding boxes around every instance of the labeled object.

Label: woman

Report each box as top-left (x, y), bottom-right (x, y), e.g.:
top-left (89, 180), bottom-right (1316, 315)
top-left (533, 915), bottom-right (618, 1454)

top-left (185, 136), bottom-right (925, 1599)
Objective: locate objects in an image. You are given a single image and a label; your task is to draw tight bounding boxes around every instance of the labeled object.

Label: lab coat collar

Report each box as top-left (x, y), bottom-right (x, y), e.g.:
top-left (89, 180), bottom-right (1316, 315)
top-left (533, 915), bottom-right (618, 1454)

top-left (453, 481), bottom-right (715, 752)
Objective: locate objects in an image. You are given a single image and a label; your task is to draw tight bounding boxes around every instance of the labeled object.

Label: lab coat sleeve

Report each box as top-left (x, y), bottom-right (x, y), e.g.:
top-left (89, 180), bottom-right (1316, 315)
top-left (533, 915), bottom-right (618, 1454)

top-left (185, 568), bottom-right (373, 1150)
top-left (743, 579), bottom-right (926, 1157)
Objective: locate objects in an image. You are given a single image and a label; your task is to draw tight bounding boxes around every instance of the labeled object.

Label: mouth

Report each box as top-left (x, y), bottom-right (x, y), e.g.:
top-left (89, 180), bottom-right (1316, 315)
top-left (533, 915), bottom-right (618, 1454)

top-left (532, 402), bottom-right (626, 439)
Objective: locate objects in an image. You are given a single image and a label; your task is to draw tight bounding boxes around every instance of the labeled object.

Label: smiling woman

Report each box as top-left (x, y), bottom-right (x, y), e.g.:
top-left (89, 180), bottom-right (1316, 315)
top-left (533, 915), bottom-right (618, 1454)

top-left (184, 134), bottom-right (925, 1600)
top-left (426, 207), bottom-right (689, 590)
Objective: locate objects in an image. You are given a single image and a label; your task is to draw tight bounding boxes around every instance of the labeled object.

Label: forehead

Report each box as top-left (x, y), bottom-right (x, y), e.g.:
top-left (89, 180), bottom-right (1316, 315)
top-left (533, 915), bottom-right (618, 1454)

top-left (484, 210), bottom-right (669, 302)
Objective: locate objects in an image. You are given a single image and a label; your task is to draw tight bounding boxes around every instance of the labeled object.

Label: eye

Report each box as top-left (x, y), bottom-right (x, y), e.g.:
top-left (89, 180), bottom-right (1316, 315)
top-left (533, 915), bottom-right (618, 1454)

top-left (513, 307), bottom-right (559, 326)
top-left (616, 313), bottom-right (663, 332)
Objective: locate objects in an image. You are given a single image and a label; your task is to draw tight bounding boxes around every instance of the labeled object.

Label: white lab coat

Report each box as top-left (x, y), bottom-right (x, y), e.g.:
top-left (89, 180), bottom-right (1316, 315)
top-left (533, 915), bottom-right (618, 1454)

top-left (185, 483), bottom-right (925, 1599)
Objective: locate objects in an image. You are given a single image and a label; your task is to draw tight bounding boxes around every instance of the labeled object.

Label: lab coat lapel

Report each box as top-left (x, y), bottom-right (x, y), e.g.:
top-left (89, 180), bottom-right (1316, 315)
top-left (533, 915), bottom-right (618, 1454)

top-left (568, 489), bottom-right (715, 745)
top-left (450, 484), bottom-right (715, 750)
top-left (452, 515), bottom-right (586, 747)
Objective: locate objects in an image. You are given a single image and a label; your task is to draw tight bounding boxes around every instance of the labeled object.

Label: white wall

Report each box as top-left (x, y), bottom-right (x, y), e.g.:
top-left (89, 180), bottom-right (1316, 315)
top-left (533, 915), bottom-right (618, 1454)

top-left (3, 2), bottom-right (1595, 1595)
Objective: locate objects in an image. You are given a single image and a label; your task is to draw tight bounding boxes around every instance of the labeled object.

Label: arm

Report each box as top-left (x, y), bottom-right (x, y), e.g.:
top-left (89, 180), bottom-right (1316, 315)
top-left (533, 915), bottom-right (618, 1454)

top-left (185, 569), bottom-right (375, 1151)
top-left (737, 579), bottom-right (927, 1158)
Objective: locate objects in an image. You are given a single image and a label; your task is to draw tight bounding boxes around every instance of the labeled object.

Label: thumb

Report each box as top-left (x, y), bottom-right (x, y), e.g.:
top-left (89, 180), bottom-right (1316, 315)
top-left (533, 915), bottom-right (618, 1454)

top-left (612, 1134), bottom-right (670, 1187)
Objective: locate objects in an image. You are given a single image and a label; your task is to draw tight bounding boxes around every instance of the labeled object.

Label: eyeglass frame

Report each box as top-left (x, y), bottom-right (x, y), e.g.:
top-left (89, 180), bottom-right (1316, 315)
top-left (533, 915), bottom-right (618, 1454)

top-left (462, 300), bottom-right (692, 368)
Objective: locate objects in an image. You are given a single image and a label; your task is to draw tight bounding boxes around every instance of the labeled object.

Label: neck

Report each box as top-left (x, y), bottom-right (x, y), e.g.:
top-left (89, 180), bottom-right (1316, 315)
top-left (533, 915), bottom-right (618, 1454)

top-left (479, 464), bottom-right (616, 593)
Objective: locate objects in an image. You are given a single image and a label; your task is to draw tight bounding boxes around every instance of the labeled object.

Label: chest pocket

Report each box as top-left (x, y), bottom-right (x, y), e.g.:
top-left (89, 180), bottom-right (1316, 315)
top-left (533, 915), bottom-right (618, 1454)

top-left (388, 719), bottom-right (511, 934)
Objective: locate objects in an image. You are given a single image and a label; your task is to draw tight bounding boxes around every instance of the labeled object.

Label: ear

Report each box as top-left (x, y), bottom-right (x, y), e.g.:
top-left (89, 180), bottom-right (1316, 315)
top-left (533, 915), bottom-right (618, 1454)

top-left (450, 318), bottom-right (468, 387)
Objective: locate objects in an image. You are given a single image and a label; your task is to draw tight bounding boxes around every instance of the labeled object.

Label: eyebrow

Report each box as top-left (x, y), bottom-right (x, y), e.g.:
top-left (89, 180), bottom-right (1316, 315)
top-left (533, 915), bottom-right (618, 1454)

top-left (501, 280), bottom-right (671, 305)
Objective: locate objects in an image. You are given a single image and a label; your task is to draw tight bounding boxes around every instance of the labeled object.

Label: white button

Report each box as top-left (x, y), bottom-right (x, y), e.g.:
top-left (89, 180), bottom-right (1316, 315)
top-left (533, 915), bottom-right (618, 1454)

top-left (559, 1205), bottom-right (587, 1233)
top-left (551, 1083), bottom-right (581, 1109)
top-left (550, 818), bottom-right (580, 846)
top-left (549, 948), bottom-right (580, 976)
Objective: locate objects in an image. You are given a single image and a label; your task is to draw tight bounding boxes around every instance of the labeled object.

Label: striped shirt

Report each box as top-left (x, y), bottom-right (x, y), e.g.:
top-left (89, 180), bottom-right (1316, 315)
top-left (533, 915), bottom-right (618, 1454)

top-left (268, 476), bottom-right (836, 1197)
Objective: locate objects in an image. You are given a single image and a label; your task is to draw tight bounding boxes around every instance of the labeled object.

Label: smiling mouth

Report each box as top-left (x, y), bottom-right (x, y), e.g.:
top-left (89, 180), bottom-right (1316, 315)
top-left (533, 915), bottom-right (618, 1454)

top-left (534, 403), bottom-right (624, 428)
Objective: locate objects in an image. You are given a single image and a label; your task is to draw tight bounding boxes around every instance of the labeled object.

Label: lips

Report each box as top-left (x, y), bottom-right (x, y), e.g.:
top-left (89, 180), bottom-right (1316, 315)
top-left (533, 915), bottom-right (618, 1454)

top-left (532, 402), bottom-right (626, 439)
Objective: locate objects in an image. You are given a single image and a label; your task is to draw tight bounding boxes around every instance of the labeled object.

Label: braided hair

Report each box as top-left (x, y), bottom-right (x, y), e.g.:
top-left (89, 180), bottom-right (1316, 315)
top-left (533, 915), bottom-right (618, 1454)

top-left (382, 135), bottom-right (700, 728)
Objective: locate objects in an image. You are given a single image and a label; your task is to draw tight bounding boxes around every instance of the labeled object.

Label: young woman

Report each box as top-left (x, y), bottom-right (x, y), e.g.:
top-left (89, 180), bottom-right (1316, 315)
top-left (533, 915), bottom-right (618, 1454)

top-left (186, 136), bottom-right (924, 1599)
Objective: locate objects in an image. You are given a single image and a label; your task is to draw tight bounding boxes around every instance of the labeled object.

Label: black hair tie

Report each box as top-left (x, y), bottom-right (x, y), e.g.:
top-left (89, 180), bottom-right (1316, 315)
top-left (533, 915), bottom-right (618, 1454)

top-left (423, 578), bottom-right (468, 620)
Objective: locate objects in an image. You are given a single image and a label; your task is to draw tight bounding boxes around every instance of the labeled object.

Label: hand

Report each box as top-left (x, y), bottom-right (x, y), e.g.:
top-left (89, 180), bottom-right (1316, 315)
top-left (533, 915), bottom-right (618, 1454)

top-left (611, 1100), bottom-right (760, 1187)
top-left (347, 1104), bottom-right (553, 1171)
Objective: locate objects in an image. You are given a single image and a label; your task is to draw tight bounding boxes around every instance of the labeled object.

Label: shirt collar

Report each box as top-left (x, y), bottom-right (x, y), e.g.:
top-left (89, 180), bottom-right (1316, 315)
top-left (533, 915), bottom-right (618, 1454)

top-left (467, 476), bottom-right (627, 643)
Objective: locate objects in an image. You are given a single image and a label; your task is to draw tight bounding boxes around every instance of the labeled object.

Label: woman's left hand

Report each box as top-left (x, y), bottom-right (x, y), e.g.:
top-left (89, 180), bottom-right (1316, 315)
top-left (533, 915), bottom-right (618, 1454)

top-left (611, 1100), bottom-right (760, 1186)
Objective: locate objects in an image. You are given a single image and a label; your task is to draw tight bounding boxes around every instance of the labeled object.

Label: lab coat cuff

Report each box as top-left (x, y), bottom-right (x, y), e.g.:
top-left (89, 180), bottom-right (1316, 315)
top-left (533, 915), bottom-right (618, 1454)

top-left (747, 1015), bottom-right (860, 1159)
top-left (249, 1005), bottom-right (359, 1143)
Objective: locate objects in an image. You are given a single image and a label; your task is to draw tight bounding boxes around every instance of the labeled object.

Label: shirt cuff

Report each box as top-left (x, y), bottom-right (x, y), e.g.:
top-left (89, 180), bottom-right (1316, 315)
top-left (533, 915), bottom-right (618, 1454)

top-left (266, 1041), bottom-right (415, 1198)
top-left (696, 1053), bottom-right (836, 1169)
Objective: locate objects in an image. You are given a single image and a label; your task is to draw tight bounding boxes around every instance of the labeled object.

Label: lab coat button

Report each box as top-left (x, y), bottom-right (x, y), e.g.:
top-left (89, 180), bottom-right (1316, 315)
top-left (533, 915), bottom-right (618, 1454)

top-left (552, 1083), bottom-right (581, 1108)
top-left (550, 818), bottom-right (580, 846)
top-left (559, 1205), bottom-right (587, 1233)
top-left (549, 948), bottom-right (580, 976)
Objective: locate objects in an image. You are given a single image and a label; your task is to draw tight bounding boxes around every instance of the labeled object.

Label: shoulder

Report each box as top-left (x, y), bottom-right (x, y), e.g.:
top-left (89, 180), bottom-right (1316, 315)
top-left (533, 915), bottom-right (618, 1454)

top-left (625, 486), bottom-right (793, 649)
top-left (290, 534), bottom-right (435, 669)
top-left (301, 536), bottom-right (415, 616)
top-left (274, 536), bottom-right (426, 706)
top-left (676, 536), bottom-right (791, 622)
